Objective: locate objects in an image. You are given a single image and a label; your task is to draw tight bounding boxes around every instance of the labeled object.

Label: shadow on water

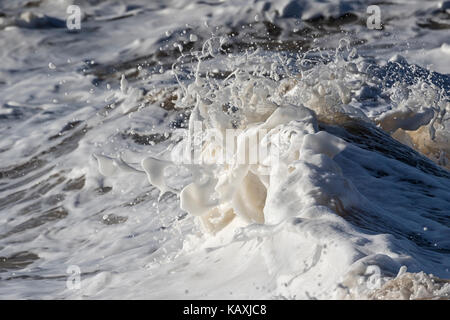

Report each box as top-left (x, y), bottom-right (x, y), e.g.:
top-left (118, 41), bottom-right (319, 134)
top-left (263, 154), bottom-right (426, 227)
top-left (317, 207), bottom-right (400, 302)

top-left (0, 251), bottom-right (39, 273)
top-left (320, 117), bottom-right (450, 256)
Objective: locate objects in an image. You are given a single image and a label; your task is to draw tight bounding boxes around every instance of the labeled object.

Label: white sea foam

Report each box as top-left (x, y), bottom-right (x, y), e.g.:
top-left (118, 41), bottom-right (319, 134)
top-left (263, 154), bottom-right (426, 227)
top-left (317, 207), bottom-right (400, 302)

top-left (0, 0), bottom-right (449, 300)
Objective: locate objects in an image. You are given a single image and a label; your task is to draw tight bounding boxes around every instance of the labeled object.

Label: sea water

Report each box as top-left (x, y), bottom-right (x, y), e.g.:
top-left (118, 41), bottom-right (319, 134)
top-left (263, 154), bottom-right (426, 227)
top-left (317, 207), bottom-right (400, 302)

top-left (0, 0), bottom-right (449, 299)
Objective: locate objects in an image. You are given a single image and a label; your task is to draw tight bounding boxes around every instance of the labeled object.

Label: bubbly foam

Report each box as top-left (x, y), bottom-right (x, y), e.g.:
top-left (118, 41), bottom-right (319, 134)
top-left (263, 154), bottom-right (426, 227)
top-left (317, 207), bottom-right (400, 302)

top-left (1, 0), bottom-right (449, 300)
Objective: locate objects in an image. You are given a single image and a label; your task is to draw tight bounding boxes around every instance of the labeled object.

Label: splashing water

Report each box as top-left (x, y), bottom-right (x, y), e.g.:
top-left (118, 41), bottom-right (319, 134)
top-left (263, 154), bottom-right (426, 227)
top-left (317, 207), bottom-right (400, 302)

top-left (92, 37), bottom-right (450, 299)
top-left (1, 0), bottom-right (449, 300)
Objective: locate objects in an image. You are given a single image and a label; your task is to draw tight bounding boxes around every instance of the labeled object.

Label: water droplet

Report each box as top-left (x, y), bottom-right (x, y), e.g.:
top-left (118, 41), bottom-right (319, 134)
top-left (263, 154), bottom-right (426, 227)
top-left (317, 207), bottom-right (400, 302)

top-left (189, 34), bottom-right (198, 42)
